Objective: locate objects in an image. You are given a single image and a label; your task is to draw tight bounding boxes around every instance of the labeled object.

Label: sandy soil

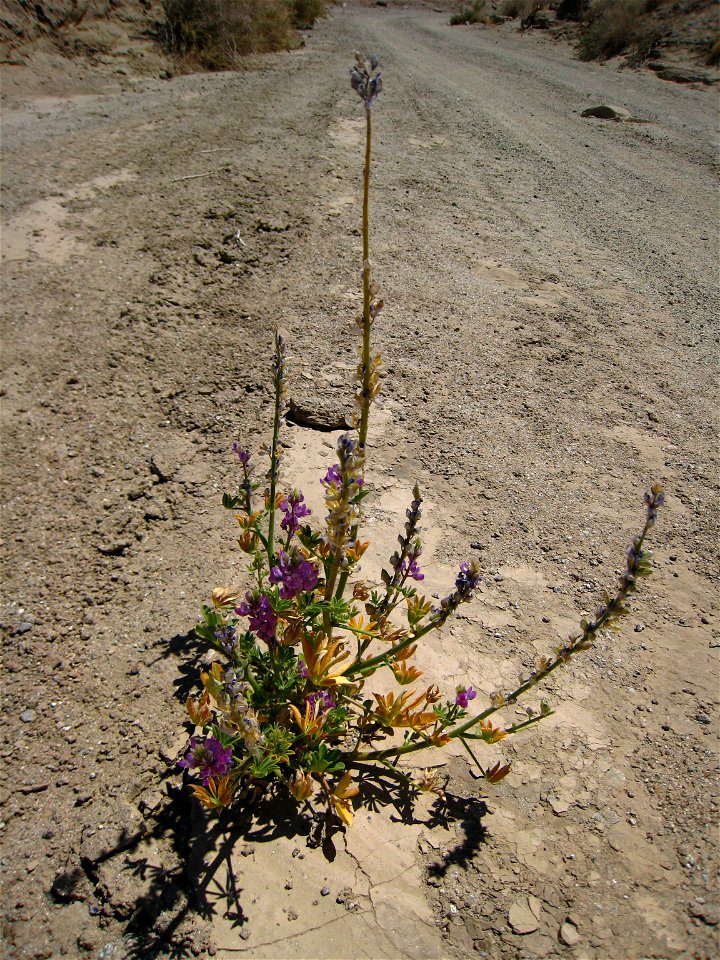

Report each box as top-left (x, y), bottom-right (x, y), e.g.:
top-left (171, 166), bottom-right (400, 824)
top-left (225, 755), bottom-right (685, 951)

top-left (1, 4), bottom-right (718, 959)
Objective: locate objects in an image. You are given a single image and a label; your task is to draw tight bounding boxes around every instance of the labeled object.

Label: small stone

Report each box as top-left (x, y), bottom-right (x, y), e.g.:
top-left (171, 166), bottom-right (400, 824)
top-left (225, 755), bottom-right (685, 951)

top-left (549, 795), bottom-right (571, 816)
top-left (321, 885), bottom-right (331, 897)
top-left (284, 880), bottom-right (293, 890)
top-left (689, 902), bottom-right (720, 926)
top-left (509, 900), bottom-right (540, 934)
top-left (695, 713), bottom-right (711, 725)
top-left (239, 929), bottom-right (250, 941)
top-left (287, 907), bottom-right (299, 921)
top-left (559, 921), bottom-right (581, 946)
top-left (20, 709), bottom-right (36, 723)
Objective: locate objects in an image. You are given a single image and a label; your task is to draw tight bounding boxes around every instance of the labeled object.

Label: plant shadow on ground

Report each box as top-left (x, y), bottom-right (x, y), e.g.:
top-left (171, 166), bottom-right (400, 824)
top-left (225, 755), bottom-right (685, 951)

top-left (112, 628), bottom-right (490, 954)
top-left (119, 747), bottom-right (490, 955)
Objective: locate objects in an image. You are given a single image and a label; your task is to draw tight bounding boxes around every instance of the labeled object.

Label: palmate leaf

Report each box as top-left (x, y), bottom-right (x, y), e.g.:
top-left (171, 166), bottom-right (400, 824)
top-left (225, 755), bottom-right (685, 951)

top-left (305, 743), bottom-right (345, 775)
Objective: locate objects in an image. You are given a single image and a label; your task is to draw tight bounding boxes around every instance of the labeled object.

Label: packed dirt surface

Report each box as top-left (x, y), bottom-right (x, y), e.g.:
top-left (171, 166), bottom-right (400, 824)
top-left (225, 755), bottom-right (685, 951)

top-left (1, 3), bottom-right (718, 959)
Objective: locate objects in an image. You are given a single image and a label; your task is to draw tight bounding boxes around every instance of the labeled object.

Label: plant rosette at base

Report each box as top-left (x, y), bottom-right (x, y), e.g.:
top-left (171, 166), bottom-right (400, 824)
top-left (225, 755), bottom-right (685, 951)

top-left (177, 55), bottom-right (664, 830)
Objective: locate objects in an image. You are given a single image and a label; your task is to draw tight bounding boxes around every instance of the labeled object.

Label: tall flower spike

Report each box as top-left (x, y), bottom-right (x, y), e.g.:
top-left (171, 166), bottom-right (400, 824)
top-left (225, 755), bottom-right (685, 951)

top-left (350, 53), bottom-right (383, 109)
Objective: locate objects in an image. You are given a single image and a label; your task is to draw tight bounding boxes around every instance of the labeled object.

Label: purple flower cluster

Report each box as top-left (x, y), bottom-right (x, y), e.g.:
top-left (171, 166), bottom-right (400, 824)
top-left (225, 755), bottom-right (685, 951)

top-left (215, 625), bottom-right (238, 655)
top-left (237, 593), bottom-right (277, 644)
top-left (269, 549), bottom-right (319, 600)
top-left (350, 54), bottom-right (383, 109)
top-left (455, 685), bottom-right (477, 709)
top-left (231, 443), bottom-right (251, 465)
top-left (179, 735), bottom-right (233, 785)
top-left (433, 560), bottom-right (482, 624)
top-left (279, 491), bottom-right (311, 536)
top-left (321, 462), bottom-right (364, 491)
top-left (455, 561), bottom-right (482, 599)
top-left (305, 690), bottom-right (335, 714)
top-left (401, 559), bottom-right (424, 581)
top-left (321, 464), bottom-right (342, 487)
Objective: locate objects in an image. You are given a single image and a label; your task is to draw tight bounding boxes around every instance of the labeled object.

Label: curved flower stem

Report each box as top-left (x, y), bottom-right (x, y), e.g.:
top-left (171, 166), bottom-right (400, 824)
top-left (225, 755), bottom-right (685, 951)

top-left (354, 509), bottom-right (658, 763)
top-left (347, 617), bottom-right (439, 679)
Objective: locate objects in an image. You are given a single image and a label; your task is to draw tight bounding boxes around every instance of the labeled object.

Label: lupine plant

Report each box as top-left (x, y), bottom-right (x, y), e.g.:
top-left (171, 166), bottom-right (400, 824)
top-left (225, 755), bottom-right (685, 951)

top-left (179, 54), bottom-right (663, 826)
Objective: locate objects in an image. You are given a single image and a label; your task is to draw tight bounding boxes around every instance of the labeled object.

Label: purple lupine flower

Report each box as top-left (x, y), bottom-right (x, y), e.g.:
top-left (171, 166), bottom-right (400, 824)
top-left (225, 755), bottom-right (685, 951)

top-left (298, 658), bottom-right (309, 679)
top-left (455, 686), bottom-right (477, 709)
top-left (401, 559), bottom-right (424, 581)
top-left (279, 491), bottom-right (311, 536)
top-left (215, 625), bottom-right (238, 655)
top-left (456, 561), bottom-right (481, 597)
top-left (269, 549), bottom-right (319, 600)
top-left (231, 443), bottom-right (251, 465)
top-left (305, 690), bottom-right (335, 714)
top-left (237, 593), bottom-right (277, 644)
top-left (179, 735), bottom-right (233, 785)
top-left (350, 54), bottom-right (382, 108)
top-left (321, 464), bottom-right (342, 487)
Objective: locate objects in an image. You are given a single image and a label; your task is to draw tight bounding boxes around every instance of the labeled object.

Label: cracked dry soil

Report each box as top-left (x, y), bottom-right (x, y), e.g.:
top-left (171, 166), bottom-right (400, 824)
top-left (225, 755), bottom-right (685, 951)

top-left (1, 4), bottom-right (718, 959)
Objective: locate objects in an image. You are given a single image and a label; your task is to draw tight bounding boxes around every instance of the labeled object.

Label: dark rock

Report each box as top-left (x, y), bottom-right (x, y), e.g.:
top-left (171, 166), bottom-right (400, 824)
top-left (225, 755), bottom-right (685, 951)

top-left (647, 63), bottom-right (717, 85)
top-left (581, 105), bottom-right (631, 121)
top-left (287, 396), bottom-right (351, 431)
top-left (689, 902), bottom-right (719, 925)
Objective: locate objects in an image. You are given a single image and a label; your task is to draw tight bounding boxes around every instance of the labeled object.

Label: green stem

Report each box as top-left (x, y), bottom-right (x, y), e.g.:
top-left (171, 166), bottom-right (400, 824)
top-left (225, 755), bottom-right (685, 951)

top-left (244, 664), bottom-right (261, 697)
top-left (458, 736), bottom-right (486, 777)
top-left (347, 617), bottom-right (439, 678)
top-left (266, 350), bottom-right (283, 563)
top-left (354, 518), bottom-right (655, 763)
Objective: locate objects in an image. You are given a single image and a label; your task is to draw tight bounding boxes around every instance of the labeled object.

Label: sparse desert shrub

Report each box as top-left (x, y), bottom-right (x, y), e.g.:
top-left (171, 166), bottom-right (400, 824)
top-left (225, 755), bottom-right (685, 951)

top-left (576, 0), bottom-right (662, 62)
top-left (500, 0), bottom-right (540, 19)
top-left (291, 0), bottom-right (326, 29)
top-left (706, 38), bottom-right (720, 66)
top-left (450, 1), bottom-right (486, 25)
top-left (175, 55), bottom-right (663, 830)
top-left (160, 0), bottom-right (325, 69)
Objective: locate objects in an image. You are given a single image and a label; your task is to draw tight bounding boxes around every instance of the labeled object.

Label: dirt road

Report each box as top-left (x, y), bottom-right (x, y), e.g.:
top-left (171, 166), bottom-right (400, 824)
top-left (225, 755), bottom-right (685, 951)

top-left (1, 4), bottom-right (718, 958)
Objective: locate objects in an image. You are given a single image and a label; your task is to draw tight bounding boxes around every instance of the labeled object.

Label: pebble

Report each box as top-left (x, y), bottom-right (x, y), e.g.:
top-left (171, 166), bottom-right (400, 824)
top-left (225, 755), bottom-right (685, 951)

top-left (508, 900), bottom-right (540, 934)
top-left (20, 709), bottom-right (36, 723)
top-left (321, 885), bottom-right (331, 896)
top-left (560, 921), bottom-right (581, 946)
top-left (239, 929), bottom-right (250, 941)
